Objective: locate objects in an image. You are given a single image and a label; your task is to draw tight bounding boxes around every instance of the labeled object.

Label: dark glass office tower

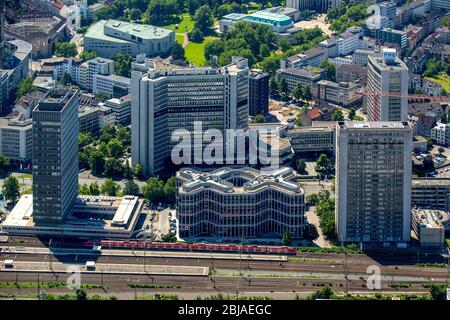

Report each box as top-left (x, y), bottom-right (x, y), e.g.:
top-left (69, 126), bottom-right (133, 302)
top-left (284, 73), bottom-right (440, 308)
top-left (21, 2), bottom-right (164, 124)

top-left (32, 87), bottom-right (79, 224)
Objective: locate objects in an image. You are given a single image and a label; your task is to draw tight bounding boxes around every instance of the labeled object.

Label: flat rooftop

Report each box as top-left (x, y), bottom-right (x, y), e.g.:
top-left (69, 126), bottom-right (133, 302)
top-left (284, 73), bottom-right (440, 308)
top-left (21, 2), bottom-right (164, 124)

top-left (2, 195), bottom-right (143, 232)
top-left (341, 121), bottom-right (410, 129)
top-left (177, 167), bottom-right (302, 195)
top-left (85, 20), bottom-right (173, 42)
top-left (412, 208), bottom-right (450, 229)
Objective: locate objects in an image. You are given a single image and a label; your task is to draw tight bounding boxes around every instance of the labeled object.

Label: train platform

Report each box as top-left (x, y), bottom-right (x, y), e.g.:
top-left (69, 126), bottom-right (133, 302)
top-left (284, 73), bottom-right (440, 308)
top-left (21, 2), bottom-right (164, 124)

top-left (0, 260), bottom-right (209, 276)
top-left (0, 246), bottom-right (288, 261)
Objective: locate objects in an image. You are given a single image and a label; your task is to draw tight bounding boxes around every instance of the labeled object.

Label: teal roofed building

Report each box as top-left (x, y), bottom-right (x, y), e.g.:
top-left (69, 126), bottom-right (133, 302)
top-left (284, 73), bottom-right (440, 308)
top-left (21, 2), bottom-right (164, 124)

top-left (244, 11), bottom-right (293, 29)
top-left (219, 10), bottom-right (298, 38)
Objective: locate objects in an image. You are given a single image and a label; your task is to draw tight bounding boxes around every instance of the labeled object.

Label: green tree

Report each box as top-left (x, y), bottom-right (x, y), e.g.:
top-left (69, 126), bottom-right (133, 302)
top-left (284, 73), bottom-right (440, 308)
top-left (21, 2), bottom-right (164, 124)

top-left (79, 183), bottom-right (90, 195)
top-left (331, 109), bottom-right (344, 121)
top-left (194, 5), bottom-right (213, 33)
top-left (302, 86), bottom-right (312, 101)
top-left (320, 60), bottom-right (336, 81)
top-left (171, 42), bottom-right (185, 60)
top-left (107, 138), bottom-right (124, 158)
top-left (76, 289), bottom-right (87, 301)
top-left (101, 178), bottom-right (120, 196)
top-left (254, 114), bottom-right (265, 123)
top-left (135, 164), bottom-right (143, 180)
top-left (78, 132), bottom-right (94, 148)
top-left (0, 154), bottom-right (9, 174)
top-left (123, 161), bottom-right (134, 180)
top-left (111, 54), bottom-right (133, 77)
top-left (161, 232), bottom-right (177, 242)
top-left (259, 44), bottom-right (270, 59)
top-left (303, 224), bottom-right (319, 242)
top-left (316, 154), bottom-right (332, 175)
top-left (278, 78), bottom-right (289, 100)
top-left (164, 176), bottom-right (176, 203)
top-left (16, 77), bottom-right (36, 100)
top-left (428, 284), bottom-right (447, 300)
top-left (123, 179), bottom-right (140, 196)
top-left (281, 230), bottom-right (293, 246)
top-left (89, 182), bottom-right (100, 195)
top-left (128, 8), bottom-right (142, 21)
top-left (310, 286), bottom-right (333, 300)
top-left (306, 194), bottom-right (319, 206)
top-left (79, 50), bottom-right (98, 61)
top-left (55, 42), bottom-right (77, 57)
top-left (348, 108), bottom-right (356, 121)
top-left (89, 150), bottom-right (105, 175)
top-left (278, 38), bottom-right (291, 52)
top-left (2, 176), bottom-right (20, 203)
top-left (318, 190), bottom-right (331, 202)
top-left (104, 158), bottom-right (123, 177)
top-left (145, 0), bottom-right (177, 25)
top-left (291, 83), bottom-right (303, 102)
top-left (269, 77), bottom-right (279, 96)
top-left (189, 28), bottom-right (205, 43)
top-left (142, 177), bottom-right (165, 204)
top-left (296, 158), bottom-right (307, 173)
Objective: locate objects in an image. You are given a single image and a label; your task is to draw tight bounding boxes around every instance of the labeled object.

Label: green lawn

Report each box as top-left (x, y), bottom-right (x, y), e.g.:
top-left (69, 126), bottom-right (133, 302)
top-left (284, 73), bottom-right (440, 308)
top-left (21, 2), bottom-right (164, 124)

top-left (425, 72), bottom-right (450, 94)
top-left (176, 34), bottom-right (184, 45)
top-left (162, 14), bottom-right (195, 33)
top-left (184, 37), bottom-right (216, 66)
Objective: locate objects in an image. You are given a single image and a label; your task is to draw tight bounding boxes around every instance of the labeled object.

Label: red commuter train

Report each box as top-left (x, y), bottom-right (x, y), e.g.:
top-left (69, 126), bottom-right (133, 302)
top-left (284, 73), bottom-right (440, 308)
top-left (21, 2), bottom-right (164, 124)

top-left (85, 240), bottom-right (297, 255)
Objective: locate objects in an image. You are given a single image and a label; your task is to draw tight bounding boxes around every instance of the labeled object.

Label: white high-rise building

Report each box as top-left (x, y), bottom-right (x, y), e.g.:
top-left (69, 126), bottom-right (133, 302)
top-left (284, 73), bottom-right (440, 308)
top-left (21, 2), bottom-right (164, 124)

top-left (335, 121), bottom-right (413, 244)
top-left (366, 48), bottom-right (409, 122)
top-left (131, 57), bottom-right (250, 176)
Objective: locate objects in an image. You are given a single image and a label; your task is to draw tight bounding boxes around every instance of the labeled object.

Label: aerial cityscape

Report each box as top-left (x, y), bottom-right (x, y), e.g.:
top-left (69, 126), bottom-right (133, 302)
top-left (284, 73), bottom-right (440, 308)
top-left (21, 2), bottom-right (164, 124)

top-left (0, 0), bottom-right (449, 306)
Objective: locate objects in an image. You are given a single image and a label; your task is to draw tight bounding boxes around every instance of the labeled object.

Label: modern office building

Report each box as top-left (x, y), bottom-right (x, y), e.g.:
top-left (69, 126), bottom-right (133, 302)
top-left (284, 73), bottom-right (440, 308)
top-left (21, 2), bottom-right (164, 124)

top-left (78, 105), bottom-right (100, 135)
top-left (93, 74), bottom-right (131, 98)
top-left (248, 70), bottom-right (269, 116)
top-left (0, 116), bottom-right (32, 166)
top-left (366, 49), bottom-right (409, 122)
top-left (32, 87), bottom-right (79, 225)
top-left (104, 94), bottom-right (131, 125)
top-left (336, 64), bottom-right (368, 84)
top-left (412, 208), bottom-right (449, 248)
top-left (286, 0), bottom-right (340, 13)
top-left (281, 48), bottom-right (327, 69)
top-left (80, 57), bottom-right (115, 92)
top-left (367, 28), bottom-right (408, 48)
top-left (276, 67), bottom-right (325, 92)
top-left (131, 56), bottom-right (250, 176)
top-left (314, 80), bottom-right (362, 107)
top-left (176, 167), bottom-right (305, 239)
top-left (335, 121), bottom-right (413, 244)
top-left (219, 11), bottom-right (300, 38)
top-left (412, 178), bottom-right (450, 211)
top-left (0, 38), bottom-right (32, 112)
top-left (84, 20), bottom-right (175, 58)
top-left (284, 124), bottom-right (335, 155)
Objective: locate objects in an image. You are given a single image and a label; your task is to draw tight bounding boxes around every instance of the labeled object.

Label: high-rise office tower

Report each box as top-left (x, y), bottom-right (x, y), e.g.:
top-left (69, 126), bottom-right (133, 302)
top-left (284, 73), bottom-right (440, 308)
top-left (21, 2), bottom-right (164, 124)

top-left (32, 87), bottom-right (79, 224)
top-left (286, 0), bottom-right (340, 13)
top-left (336, 121), bottom-right (412, 244)
top-left (366, 48), bottom-right (409, 122)
top-left (0, 0), bottom-right (5, 63)
top-left (131, 56), bottom-right (249, 176)
top-left (248, 70), bottom-right (269, 116)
